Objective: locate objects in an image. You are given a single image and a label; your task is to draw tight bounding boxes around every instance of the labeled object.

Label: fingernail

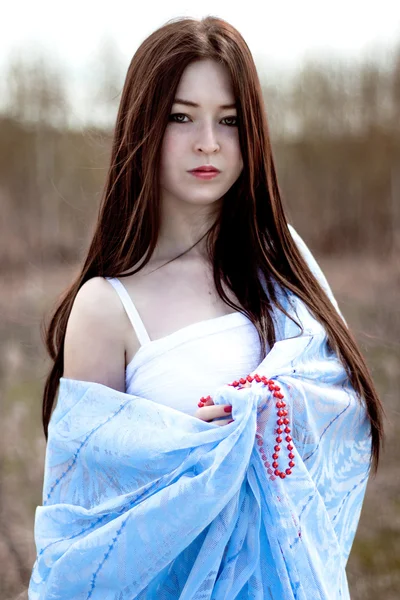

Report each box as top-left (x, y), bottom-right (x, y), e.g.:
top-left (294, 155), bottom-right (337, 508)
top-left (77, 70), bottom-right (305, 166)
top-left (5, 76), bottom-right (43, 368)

top-left (224, 405), bottom-right (232, 413)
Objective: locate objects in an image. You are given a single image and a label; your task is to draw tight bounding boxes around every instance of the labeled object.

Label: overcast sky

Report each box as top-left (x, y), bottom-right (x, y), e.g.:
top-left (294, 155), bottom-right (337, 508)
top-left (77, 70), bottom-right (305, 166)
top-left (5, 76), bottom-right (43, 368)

top-left (1, 1), bottom-right (399, 124)
top-left (2, 1), bottom-right (399, 67)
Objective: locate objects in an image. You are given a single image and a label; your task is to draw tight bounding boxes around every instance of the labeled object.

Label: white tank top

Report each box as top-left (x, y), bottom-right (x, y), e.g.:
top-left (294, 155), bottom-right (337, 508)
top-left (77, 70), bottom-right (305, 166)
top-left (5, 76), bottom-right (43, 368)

top-left (104, 277), bottom-right (263, 416)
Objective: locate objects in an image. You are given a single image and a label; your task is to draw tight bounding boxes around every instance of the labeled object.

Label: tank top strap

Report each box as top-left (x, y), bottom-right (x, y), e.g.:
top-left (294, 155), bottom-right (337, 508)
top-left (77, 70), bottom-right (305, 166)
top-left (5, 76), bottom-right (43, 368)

top-left (105, 277), bottom-right (151, 346)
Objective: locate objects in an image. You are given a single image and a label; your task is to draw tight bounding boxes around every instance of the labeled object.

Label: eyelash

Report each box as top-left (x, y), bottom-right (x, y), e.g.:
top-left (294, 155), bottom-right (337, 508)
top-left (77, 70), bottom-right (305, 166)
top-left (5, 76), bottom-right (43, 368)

top-left (169, 113), bottom-right (238, 127)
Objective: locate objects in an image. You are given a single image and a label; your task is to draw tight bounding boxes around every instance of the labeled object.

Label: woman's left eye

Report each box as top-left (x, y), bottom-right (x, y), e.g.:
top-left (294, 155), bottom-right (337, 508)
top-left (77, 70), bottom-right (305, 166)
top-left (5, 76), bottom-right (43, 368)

top-left (222, 116), bottom-right (238, 126)
top-left (168, 113), bottom-right (238, 126)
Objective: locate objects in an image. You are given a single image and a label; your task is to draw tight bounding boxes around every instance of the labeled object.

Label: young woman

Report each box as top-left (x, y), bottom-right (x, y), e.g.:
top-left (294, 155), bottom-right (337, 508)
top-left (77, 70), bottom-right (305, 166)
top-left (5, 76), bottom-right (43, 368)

top-left (30, 15), bottom-right (384, 600)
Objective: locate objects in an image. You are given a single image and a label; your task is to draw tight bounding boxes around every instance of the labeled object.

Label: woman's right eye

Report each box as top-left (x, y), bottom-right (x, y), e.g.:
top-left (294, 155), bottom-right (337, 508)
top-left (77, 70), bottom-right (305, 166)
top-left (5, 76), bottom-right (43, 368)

top-left (169, 113), bottom-right (189, 123)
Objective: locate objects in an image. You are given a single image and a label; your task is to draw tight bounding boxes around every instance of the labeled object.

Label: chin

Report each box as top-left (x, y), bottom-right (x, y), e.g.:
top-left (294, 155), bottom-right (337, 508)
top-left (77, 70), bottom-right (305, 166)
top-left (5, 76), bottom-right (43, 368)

top-left (161, 184), bottom-right (227, 209)
top-left (184, 195), bottom-right (224, 207)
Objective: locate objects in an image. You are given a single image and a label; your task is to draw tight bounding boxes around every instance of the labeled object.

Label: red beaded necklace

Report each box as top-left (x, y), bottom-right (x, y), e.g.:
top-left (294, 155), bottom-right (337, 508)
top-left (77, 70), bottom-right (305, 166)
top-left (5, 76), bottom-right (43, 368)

top-left (198, 374), bottom-right (295, 480)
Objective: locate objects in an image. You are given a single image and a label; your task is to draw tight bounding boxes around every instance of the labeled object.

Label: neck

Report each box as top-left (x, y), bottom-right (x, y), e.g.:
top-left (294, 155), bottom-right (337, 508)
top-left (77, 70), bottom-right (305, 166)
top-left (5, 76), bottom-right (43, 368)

top-left (152, 196), bottom-right (220, 263)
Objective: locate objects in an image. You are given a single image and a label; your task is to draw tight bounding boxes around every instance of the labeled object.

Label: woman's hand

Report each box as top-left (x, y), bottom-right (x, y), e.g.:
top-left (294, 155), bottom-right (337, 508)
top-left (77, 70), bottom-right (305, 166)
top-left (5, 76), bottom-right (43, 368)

top-left (194, 395), bottom-right (233, 426)
top-left (193, 381), bottom-right (251, 426)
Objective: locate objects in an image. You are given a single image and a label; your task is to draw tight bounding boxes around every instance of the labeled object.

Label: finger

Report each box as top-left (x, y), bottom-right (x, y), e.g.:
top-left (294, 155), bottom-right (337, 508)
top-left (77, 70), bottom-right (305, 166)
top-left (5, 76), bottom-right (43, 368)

top-left (195, 404), bottom-right (232, 422)
top-left (208, 404), bottom-right (232, 421)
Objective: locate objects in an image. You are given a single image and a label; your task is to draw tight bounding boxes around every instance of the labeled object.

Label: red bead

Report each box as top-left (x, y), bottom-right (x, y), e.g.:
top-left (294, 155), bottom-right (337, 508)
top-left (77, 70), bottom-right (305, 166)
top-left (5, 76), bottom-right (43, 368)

top-left (277, 419), bottom-right (284, 425)
top-left (255, 375), bottom-right (261, 382)
top-left (269, 475), bottom-right (276, 481)
top-left (285, 468), bottom-right (292, 475)
top-left (289, 453), bottom-right (295, 459)
top-left (247, 375), bottom-right (253, 382)
top-left (276, 428), bottom-right (283, 434)
top-left (282, 410), bottom-right (288, 416)
top-left (239, 378), bottom-right (246, 385)
top-left (257, 439), bottom-right (263, 446)
top-left (285, 435), bottom-right (292, 442)
top-left (279, 472), bottom-right (286, 479)
top-left (289, 461), bottom-right (295, 468)
top-left (283, 418), bottom-right (289, 425)
top-left (261, 454), bottom-right (267, 461)
top-left (256, 433), bottom-right (262, 439)
top-left (273, 392), bottom-right (280, 398)
top-left (272, 453), bottom-right (279, 460)
top-left (232, 381), bottom-right (239, 387)
top-left (267, 468), bottom-right (273, 475)
top-left (273, 385), bottom-right (280, 391)
top-left (276, 437), bottom-right (282, 443)
top-left (285, 427), bottom-right (291, 433)
top-left (274, 469), bottom-right (280, 476)
top-left (198, 402), bottom-right (204, 407)
top-left (265, 461), bottom-right (271, 468)
top-left (277, 392), bottom-right (284, 399)
top-left (272, 461), bottom-right (278, 468)
top-left (287, 444), bottom-right (293, 451)
top-left (274, 445), bottom-right (281, 452)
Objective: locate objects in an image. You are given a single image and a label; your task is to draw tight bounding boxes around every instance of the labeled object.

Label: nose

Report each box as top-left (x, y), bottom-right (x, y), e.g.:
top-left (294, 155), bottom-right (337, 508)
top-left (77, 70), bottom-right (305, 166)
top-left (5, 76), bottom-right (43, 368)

top-left (195, 121), bottom-right (220, 154)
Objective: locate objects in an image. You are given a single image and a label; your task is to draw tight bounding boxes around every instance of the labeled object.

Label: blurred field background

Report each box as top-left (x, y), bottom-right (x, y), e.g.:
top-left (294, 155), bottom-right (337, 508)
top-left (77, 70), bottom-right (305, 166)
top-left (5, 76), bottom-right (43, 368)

top-left (0, 35), bottom-right (399, 600)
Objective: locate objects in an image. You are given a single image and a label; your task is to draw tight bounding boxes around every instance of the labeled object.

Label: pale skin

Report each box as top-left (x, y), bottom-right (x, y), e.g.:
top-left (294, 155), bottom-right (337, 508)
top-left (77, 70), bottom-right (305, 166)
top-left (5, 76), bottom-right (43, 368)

top-left (63, 58), bottom-right (250, 425)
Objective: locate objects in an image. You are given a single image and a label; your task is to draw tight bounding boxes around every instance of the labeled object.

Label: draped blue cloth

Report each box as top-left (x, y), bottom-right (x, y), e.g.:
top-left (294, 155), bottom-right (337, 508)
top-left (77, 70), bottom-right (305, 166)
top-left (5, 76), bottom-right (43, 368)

top-left (29, 273), bottom-right (371, 599)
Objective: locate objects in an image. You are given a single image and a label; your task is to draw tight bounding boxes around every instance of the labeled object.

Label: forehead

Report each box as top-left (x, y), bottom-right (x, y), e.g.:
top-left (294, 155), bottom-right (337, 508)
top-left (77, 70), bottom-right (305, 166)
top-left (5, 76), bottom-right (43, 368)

top-left (174, 59), bottom-right (235, 104)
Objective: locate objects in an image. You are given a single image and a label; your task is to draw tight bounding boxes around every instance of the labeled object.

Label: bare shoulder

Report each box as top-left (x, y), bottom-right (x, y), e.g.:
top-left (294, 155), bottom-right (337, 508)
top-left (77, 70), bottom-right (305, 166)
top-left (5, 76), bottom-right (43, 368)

top-left (72, 277), bottom-right (121, 321)
top-left (63, 277), bottom-right (127, 391)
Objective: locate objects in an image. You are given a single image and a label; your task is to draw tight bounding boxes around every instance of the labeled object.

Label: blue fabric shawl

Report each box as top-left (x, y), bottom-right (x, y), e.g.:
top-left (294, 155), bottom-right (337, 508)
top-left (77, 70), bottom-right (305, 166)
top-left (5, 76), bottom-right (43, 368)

top-left (28, 266), bottom-right (371, 600)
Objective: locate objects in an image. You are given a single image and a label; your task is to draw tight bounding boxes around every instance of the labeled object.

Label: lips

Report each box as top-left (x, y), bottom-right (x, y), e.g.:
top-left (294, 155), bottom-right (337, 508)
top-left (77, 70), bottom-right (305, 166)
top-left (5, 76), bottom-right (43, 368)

top-left (189, 166), bottom-right (220, 173)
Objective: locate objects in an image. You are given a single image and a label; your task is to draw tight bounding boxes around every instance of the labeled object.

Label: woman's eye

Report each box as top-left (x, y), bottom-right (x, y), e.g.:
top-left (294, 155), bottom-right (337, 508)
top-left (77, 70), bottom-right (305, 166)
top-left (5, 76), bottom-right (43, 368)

top-left (168, 113), bottom-right (238, 126)
top-left (222, 116), bottom-right (238, 127)
top-left (169, 113), bottom-right (189, 123)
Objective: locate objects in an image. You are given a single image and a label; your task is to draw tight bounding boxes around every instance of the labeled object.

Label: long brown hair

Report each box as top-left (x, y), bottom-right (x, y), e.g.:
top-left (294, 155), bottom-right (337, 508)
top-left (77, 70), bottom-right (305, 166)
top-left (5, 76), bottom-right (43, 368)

top-left (42, 15), bottom-right (384, 473)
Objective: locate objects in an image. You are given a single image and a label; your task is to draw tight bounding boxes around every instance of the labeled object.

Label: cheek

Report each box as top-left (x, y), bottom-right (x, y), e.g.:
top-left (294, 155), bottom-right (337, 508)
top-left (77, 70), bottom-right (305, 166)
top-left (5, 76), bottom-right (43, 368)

top-left (225, 130), bottom-right (242, 156)
top-left (161, 129), bottom-right (185, 160)
top-left (159, 132), bottom-right (184, 184)
top-left (230, 140), bottom-right (243, 170)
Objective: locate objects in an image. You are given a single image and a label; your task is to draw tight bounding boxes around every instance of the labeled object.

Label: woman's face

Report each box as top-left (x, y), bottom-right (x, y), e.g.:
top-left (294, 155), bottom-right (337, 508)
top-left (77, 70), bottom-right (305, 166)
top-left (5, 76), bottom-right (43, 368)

top-left (159, 59), bottom-right (243, 212)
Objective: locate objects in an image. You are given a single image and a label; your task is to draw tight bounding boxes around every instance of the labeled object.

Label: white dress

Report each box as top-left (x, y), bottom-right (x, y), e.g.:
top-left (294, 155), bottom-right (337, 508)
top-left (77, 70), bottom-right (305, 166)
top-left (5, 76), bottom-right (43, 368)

top-left (104, 276), bottom-right (263, 416)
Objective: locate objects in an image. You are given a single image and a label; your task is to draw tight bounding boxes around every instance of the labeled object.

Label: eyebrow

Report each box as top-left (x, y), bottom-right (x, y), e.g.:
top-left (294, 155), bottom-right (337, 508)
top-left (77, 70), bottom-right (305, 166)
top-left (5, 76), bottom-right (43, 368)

top-left (173, 98), bottom-right (237, 109)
